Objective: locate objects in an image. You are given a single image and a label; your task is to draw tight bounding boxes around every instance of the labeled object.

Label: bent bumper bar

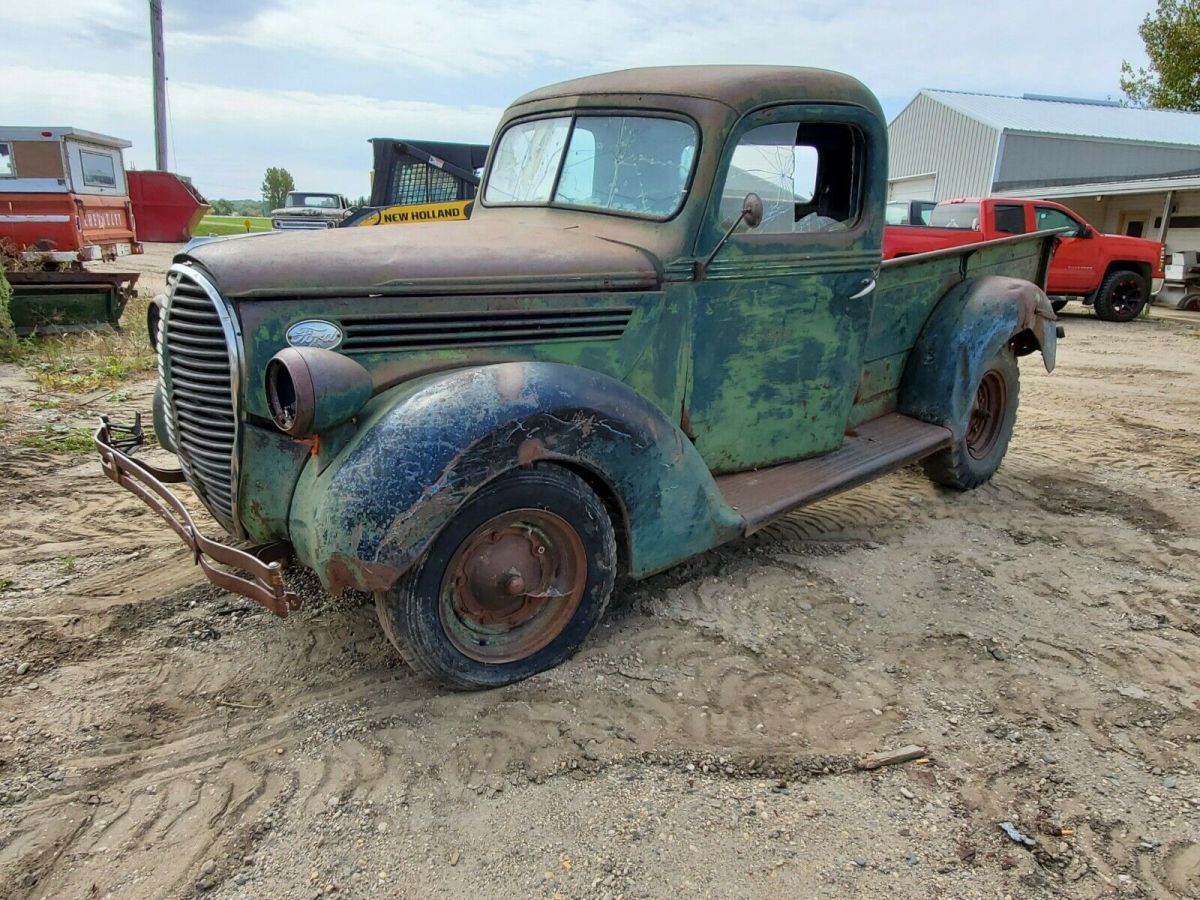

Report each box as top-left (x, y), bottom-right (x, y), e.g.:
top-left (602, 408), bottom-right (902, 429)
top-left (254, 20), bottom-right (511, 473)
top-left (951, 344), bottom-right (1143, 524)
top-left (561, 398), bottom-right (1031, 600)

top-left (94, 415), bottom-right (301, 617)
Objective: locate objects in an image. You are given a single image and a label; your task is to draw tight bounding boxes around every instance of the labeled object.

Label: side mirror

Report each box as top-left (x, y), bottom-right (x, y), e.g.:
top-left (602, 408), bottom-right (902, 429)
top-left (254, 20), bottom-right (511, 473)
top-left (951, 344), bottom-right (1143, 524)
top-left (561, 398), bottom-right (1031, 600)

top-left (1077, 224), bottom-right (1093, 238)
top-left (741, 192), bottom-right (764, 229)
top-left (697, 192), bottom-right (765, 279)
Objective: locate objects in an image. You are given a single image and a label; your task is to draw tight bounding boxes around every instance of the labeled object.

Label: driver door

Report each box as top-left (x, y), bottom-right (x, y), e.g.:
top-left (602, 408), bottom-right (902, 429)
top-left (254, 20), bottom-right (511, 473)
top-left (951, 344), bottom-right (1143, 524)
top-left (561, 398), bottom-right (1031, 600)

top-left (685, 104), bottom-right (886, 473)
top-left (1035, 205), bottom-right (1094, 294)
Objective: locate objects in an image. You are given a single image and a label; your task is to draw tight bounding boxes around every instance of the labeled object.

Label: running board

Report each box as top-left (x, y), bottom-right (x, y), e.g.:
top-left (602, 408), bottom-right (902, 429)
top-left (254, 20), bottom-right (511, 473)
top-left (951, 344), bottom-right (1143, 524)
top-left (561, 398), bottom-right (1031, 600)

top-left (715, 413), bottom-right (953, 534)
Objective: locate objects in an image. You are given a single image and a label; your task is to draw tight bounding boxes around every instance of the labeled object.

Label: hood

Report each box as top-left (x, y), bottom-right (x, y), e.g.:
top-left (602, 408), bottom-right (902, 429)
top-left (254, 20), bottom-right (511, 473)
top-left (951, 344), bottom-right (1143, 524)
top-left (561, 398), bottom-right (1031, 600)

top-left (1099, 232), bottom-right (1163, 256)
top-left (270, 206), bottom-right (347, 217)
top-left (182, 218), bottom-right (663, 298)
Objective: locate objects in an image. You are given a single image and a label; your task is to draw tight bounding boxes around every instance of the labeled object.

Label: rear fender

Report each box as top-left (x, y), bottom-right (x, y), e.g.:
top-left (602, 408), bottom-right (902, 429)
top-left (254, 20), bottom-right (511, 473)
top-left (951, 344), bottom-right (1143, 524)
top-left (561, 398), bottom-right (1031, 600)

top-left (898, 275), bottom-right (1057, 437)
top-left (288, 362), bottom-right (742, 595)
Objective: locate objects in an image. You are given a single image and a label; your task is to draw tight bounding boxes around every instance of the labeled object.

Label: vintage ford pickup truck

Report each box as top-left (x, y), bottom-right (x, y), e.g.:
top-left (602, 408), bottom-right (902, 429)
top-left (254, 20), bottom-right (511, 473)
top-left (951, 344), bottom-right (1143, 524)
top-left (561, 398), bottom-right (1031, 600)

top-left (96, 67), bottom-right (1061, 688)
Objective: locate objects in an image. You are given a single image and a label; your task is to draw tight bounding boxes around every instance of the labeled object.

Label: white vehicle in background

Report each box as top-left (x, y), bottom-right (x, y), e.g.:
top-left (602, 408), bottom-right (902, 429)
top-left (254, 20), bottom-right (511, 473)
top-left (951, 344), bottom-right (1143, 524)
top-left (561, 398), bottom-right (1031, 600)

top-left (270, 191), bottom-right (352, 230)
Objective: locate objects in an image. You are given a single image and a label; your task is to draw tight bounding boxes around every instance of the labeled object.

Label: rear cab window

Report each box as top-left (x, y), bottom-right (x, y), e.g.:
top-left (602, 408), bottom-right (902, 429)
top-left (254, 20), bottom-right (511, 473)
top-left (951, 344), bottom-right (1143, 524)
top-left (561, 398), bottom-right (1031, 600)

top-left (0, 143), bottom-right (13, 177)
top-left (929, 202), bottom-right (980, 229)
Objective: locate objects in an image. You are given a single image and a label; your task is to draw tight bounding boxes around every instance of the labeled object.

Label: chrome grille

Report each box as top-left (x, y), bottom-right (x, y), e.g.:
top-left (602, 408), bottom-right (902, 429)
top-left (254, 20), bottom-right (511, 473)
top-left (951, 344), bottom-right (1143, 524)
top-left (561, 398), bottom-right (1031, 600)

top-left (163, 268), bottom-right (238, 531)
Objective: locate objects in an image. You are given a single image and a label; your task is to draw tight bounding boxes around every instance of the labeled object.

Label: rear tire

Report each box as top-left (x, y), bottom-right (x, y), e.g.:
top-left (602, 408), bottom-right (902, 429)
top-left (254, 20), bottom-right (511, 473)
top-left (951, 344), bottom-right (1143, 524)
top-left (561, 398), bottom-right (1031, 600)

top-left (1050, 299), bottom-right (1068, 313)
top-left (1092, 269), bottom-right (1147, 322)
top-left (375, 465), bottom-right (617, 690)
top-left (1182, 293), bottom-right (1200, 312)
top-left (922, 347), bottom-right (1020, 490)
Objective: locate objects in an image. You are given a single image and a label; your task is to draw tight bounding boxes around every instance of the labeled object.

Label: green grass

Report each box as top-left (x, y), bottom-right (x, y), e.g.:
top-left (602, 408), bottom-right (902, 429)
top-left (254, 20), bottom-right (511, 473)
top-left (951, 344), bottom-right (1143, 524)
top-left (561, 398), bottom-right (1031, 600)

top-left (2, 296), bottom-right (157, 392)
top-left (19, 426), bottom-right (96, 453)
top-left (196, 215), bottom-right (273, 236)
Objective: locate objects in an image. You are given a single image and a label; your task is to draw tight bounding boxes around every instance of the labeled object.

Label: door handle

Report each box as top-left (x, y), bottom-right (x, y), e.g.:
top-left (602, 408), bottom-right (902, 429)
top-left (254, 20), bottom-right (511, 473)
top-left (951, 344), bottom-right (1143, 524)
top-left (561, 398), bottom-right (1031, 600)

top-left (849, 278), bottom-right (876, 300)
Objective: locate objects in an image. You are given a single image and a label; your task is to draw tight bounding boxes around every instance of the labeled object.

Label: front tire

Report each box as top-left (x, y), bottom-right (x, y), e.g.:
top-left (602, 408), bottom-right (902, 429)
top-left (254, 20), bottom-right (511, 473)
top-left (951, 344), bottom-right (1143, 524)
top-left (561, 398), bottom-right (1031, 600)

top-left (922, 347), bottom-right (1020, 490)
top-left (376, 465), bottom-right (617, 690)
top-left (1092, 269), bottom-right (1147, 322)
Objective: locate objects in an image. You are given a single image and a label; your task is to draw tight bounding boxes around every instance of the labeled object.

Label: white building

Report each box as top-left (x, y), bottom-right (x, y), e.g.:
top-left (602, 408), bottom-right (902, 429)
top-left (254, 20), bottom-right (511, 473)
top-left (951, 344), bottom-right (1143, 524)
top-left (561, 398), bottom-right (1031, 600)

top-left (887, 90), bottom-right (1200, 254)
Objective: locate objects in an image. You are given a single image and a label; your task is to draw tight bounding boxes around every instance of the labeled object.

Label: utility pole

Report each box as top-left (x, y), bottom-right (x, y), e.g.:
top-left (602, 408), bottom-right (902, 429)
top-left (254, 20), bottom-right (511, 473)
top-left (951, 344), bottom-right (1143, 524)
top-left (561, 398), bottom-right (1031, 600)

top-left (150, 0), bottom-right (168, 171)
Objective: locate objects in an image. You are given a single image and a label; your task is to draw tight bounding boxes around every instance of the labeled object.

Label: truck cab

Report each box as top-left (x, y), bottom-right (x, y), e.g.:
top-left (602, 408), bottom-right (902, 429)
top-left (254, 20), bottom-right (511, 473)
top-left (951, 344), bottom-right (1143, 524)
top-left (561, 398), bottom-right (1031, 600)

top-left (97, 66), bottom-right (1059, 689)
top-left (270, 192), bottom-right (352, 230)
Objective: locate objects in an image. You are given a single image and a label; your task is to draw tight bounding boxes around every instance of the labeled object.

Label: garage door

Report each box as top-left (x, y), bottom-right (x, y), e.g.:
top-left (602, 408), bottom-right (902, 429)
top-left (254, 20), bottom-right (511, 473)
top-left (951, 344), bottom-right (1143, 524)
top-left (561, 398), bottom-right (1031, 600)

top-left (889, 175), bottom-right (936, 202)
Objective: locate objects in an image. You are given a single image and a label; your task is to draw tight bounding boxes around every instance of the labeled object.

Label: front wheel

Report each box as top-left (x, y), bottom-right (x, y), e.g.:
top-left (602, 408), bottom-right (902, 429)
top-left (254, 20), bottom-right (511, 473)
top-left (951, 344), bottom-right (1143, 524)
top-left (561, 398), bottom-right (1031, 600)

top-left (1092, 269), bottom-right (1147, 322)
top-left (376, 465), bottom-right (617, 690)
top-left (922, 347), bottom-right (1020, 490)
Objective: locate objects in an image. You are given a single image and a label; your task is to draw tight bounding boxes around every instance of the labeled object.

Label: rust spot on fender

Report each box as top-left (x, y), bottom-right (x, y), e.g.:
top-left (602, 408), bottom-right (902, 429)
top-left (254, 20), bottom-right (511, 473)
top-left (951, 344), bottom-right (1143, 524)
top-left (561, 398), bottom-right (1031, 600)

top-left (517, 437), bottom-right (548, 466)
top-left (325, 553), bottom-right (402, 596)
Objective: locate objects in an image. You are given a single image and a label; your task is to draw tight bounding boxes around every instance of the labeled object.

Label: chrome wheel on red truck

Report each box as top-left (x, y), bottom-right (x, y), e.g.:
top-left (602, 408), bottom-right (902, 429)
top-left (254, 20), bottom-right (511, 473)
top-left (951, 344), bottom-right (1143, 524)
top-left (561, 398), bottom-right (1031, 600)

top-left (375, 466), bottom-right (617, 689)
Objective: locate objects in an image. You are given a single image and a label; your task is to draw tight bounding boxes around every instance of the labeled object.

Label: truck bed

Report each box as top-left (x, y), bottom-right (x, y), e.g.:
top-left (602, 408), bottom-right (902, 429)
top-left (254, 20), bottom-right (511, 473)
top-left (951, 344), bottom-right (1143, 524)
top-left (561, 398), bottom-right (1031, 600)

top-left (883, 224), bottom-right (980, 259)
top-left (850, 230), bottom-right (1058, 426)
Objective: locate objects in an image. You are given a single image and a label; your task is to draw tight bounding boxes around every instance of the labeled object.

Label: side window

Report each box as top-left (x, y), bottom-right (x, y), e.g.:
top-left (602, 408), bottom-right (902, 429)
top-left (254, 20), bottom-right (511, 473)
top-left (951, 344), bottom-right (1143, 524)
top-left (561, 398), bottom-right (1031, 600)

top-left (80, 149), bottom-right (117, 188)
top-left (993, 204), bottom-right (1027, 234)
top-left (0, 143), bottom-right (13, 177)
top-left (721, 121), bottom-right (862, 235)
top-left (1035, 207), bottom-right (1081, 236)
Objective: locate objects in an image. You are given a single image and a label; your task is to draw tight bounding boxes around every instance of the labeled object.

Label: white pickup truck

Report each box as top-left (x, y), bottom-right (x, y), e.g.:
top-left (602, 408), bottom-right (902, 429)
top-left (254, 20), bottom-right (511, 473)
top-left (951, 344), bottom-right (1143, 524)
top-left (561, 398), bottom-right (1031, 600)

top-left (270, 192), bottom-right (352, 230)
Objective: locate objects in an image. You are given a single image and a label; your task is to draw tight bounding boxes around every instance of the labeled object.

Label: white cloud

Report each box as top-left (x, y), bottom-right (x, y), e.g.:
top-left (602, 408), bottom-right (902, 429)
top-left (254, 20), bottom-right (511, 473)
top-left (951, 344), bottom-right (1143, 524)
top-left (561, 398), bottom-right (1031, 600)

top-left (0, 1), bottom-right (1158, 199)
top-left (183, 0), bottom-right (1152, 98)
top-left (0, 65), bottom-right (503, 198)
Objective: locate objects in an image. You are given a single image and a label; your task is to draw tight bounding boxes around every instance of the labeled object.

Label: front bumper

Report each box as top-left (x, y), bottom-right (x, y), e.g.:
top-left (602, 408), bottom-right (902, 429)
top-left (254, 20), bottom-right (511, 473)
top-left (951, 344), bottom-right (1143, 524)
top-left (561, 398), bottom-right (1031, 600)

top-left (94, 415), bottom-right (301, 617)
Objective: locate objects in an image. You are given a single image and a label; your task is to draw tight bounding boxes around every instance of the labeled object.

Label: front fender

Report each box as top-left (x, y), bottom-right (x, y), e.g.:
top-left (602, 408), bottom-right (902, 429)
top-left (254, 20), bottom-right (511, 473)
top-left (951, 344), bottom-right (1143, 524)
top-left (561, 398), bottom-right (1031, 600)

top-left (288, 362), bottom-right (742, 594)
top-left (898, 275), bottom-right (1057, 437)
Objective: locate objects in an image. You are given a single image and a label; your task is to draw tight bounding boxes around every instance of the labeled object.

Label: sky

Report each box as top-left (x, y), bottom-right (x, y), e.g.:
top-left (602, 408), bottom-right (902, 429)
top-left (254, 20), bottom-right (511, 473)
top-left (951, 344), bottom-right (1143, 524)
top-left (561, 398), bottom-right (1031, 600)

top-left (0, 0), bottom-right (1157, 201)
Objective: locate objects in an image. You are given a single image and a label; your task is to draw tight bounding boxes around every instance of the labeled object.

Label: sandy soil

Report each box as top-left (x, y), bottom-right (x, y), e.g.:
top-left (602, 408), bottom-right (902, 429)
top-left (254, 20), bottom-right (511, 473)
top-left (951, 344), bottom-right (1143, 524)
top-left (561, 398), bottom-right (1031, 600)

top-left (0, 308), bottom-right (1198, 899)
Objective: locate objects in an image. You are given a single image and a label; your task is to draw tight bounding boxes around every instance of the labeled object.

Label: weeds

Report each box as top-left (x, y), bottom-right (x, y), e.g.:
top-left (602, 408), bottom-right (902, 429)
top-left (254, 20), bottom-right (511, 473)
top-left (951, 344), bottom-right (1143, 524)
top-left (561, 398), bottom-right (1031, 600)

top-left (19, 426), bottom-right (95, 453)
top-left (1, 295), bottom-right (156, 393)
top-left (61, 556), bottom-right (76, 574)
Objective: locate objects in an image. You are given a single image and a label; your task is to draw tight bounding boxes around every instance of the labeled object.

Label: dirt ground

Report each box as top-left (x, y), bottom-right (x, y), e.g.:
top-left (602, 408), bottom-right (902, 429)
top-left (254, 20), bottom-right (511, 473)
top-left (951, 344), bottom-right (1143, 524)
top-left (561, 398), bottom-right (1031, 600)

top-left (0, 259), bottom-right (1198, 898)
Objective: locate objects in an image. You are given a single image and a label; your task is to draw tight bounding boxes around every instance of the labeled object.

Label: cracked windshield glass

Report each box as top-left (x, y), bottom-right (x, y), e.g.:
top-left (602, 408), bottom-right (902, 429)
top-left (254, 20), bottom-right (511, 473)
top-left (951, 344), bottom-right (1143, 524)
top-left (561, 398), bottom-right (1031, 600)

top-left (484, 115), bottom-right (697, 218)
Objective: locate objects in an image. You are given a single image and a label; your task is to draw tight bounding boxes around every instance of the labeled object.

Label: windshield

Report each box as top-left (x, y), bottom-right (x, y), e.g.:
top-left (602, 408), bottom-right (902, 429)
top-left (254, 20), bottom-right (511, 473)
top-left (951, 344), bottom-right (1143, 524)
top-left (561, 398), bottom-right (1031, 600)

top-left (285, 193), bottom-right (340, 209)
top-left (929, 202), bottom-right (980, 230)
top-left (484, 114), bottom-right (697, 219)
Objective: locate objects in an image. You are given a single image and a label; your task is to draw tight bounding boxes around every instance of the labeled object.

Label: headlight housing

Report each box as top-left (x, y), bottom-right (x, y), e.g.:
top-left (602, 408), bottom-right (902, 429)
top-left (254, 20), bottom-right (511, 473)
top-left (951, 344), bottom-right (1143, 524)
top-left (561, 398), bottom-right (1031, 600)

top-left (265, 347), bottom-right (372, 437)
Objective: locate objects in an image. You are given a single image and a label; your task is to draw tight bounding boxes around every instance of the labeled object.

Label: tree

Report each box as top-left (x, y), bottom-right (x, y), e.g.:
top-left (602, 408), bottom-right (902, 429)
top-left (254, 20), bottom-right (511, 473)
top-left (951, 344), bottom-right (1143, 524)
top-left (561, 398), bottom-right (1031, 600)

top-left (1120, 0), bottom-right (1200, 111)
top-left (261, 167), bottom-right (295, 211)
top-left (211, 198), bottom-right (234, 215)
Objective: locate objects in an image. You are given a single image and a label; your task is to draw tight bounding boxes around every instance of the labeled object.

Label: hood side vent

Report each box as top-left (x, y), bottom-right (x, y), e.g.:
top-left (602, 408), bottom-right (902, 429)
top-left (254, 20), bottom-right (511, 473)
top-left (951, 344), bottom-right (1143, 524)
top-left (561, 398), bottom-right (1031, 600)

top-left (338, 307), bottom-right (634, 353)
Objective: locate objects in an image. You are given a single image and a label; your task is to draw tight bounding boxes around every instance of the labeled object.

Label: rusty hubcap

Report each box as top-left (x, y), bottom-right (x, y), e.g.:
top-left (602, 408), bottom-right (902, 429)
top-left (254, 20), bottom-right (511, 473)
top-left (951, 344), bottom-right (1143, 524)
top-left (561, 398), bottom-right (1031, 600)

top-left (440, 509), bottom-right (586, 663)
top-left (965, 370), bottom-right (1007, 460)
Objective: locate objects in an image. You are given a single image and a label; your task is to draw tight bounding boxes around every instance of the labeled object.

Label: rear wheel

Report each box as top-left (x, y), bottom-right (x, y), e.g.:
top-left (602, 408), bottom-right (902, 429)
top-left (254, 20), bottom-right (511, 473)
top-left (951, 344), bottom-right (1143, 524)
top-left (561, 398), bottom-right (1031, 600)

top-left (1051, 299), bottom-right (1068, 313)
top-left (922, 347), bottom-right (1020, 490)
top-left (376, 466), bottom-right (617, 690)
top-left (1092, 269), bottom-right (1147, 322)
top-left (1181, 293), bottom-right (1200, 312)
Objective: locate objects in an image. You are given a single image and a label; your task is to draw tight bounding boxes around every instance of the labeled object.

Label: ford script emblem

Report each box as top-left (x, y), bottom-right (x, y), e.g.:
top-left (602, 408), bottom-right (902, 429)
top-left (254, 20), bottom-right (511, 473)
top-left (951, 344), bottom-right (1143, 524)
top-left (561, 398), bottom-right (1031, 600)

top-left (286, 320), bottom-right (343, 350)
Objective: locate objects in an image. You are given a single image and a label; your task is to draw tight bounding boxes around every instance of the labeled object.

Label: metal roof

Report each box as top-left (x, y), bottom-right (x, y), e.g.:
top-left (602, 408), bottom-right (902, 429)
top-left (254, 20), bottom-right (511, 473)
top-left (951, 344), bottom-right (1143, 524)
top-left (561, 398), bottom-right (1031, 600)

top-left (0, 127), bottom-right (131, 148)
top-left (513, 66), bottom-right (882, 118)
top-left (920, 90), bottom-right (1200, 148)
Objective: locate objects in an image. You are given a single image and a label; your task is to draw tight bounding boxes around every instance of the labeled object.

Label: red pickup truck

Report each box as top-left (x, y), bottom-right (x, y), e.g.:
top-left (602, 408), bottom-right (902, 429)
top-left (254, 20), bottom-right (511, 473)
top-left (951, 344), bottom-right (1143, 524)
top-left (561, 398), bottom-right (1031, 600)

top-left (884, 198), bottom-right (1165, 322)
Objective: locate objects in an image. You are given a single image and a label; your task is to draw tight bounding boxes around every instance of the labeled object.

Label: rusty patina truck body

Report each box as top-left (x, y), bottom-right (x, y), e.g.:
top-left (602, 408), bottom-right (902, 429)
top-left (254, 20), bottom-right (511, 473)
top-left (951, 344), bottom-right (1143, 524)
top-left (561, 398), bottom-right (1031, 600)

top-left (96, 67), bottom-right (1060, 688)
